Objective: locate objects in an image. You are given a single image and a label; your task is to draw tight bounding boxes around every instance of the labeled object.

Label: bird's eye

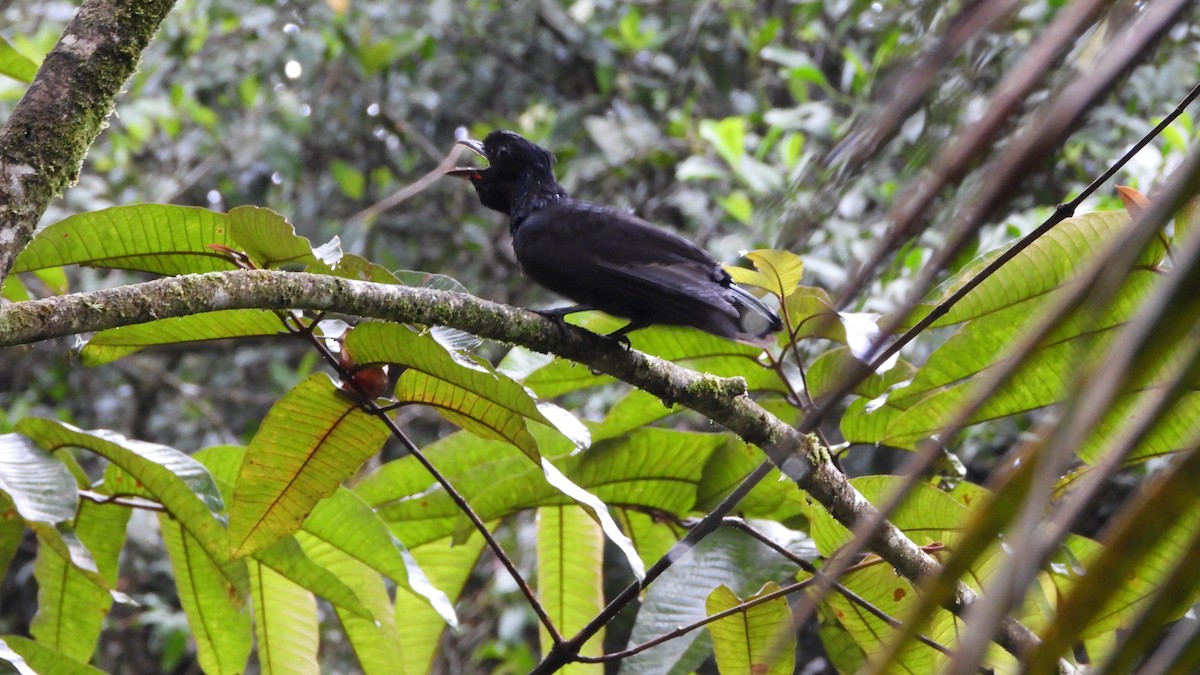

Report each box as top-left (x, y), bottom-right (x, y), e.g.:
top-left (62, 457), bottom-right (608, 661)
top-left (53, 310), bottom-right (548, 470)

top-left (494, 145), bottom-right (511, 160)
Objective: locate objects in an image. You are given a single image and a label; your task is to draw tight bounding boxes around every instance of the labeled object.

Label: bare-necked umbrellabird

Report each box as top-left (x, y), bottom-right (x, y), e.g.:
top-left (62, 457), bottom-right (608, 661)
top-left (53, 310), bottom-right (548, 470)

top-left (448, 130), bottom-right (782, 344)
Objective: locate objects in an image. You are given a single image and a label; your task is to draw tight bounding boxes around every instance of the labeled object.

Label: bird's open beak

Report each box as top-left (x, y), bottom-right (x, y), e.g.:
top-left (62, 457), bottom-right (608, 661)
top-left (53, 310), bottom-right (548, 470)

top-left (446, 138), bottom-right (487, 179)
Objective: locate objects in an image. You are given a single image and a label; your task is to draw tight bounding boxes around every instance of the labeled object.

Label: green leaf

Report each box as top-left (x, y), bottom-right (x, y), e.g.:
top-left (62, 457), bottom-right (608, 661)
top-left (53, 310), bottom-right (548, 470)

top-left (297, 535), bottom-right (406, 675)
top-left (82, 309), bottom-right (284, 365)
top-left (393, 533), bottom-right (486, 674)
top-left (357, 427), bottom-right (721, 548)
top-left (0, 36), bottom-right (38, 83)
top-left (0, 494), bottom-right (23, 582)
top-left (622, 528), bottom-right (803, 673)
top-left (229, 373), bottom-right (390, 558)
top-left (249, 562), bottom-right (319, 675)
top-left (699, 117), bottom-right (747, 170)
top-left (160, 517), bottom-right (252, 675)
top-left (16, 420), bottom-right (239, 595)
top-left (743, 249), bottom-right (804, 298)
top-left (541, 459), bottom-right (645, 579)
top-left (537, 506), bottom-right (606, 667)
top-left (716, 191), bottom-right (754, 225)
top-left (255, 536), bottom-right (373, 620)
top-left (927, 211), bottom-right (1163, 328)
top-left (12, 205), bottom-right (238, 275)
top-left (521, 324), bottom-right (785, 398)
top-left (228, 206), bottom-right (333, 269)
top-left (0, 635), bottom-right (104, 675)
top-left (706, 582), bottom-right (794, 675)
top-left (330, 160), bottom-right (366, 200)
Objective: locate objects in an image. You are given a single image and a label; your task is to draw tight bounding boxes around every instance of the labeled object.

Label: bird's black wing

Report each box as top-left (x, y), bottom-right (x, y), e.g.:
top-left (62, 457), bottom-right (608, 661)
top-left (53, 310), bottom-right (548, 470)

top-left (513, 201), bottom-right (755, 337)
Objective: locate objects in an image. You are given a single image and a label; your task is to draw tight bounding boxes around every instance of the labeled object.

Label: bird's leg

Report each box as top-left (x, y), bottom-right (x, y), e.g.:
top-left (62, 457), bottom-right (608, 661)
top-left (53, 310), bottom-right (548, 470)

top-left (534, 304), bottom-right (594, 334)
top-left (535, 304), bottom-right (594, 320)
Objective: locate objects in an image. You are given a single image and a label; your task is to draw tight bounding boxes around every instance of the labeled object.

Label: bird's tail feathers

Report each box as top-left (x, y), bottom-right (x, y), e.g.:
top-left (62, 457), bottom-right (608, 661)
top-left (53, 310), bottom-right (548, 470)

top-left (729, 284), bottom-right (783, 344)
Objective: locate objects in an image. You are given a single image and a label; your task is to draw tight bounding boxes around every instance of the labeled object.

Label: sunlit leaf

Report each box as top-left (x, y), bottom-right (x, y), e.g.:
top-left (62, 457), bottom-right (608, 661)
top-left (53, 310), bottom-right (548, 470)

top-left (12, 204), bottom-right (237, 275)
top-left (249, 562), bottom-right (319, 675)
top-left (537, 505), bottom-right (606, 669)
top-left (228, 205), bottom-right (328, 269)
top-left (229, 373), bottom-right (390, 558)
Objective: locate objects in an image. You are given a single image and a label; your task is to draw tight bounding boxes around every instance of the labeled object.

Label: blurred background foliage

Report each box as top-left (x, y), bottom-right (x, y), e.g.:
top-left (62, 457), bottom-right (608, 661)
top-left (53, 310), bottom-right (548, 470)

top-left (1, 0), bottom-right (1198, 672)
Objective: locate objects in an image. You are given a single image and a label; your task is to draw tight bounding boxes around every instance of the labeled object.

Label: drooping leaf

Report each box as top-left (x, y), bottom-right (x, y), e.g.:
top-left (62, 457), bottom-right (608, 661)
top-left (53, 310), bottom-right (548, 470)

top-left (346, 322), bottom-right (590, 457)
top-left (15, 420), bottom-right (237, 595)
top-left (393, 533), bottom-right (486, 674)
top-left (160, 517), bottom-right (252, 675)
top-left (229, 373), bottom-right (390, 558)
top-left (298, 534), bottom-right (406, 675)
top-left (12, 204), bottom-right (238, 275)
top-left (228, 206), bottom-right (330, 269)
top-left (621, 528), bottom-right (802, 673)
top-left (537, 505), bottom-right (606, 672)
top-left (249, 562), bottom-right (320, 675)
top-left (541, 459), bottom-right (645, 580)
top-left (356, 427), bottom-right (721, 549)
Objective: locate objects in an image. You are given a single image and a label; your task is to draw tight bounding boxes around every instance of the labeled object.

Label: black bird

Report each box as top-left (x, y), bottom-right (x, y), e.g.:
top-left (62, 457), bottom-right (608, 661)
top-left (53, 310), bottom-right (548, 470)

top-left (447, 130), bottom-right (782, 344)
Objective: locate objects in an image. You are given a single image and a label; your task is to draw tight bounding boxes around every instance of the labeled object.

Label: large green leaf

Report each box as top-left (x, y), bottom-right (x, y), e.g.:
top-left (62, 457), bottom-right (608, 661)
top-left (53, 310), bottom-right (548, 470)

top-left (537, 505), bottom-right (605, 672)
top-left (15, 420), bottom-right (237, 596)
top-left (227, 205), bottom-right (332, 269)
top-left (295, 533), bottom-right (406, 675)
top-left (393, 533), bottom-right (486, 674)
top-left (621, 528), bottom-right (801, 673)
top-left (923, 210), bottom-right (1164, 328)
top-left (199, 446), bottom-right (441, 623)
top-left (358, 428), bottom-right (721, 548)
top-left (249, 562), bottom-right (319, 675)
top-left (841, 268), bottom-right (1166, 449)
top-left (520, 323), bottom-right (784, 398)
top-left (706, 583), bottom-right (794, 675)
top-left (12, 204), bottom-right (238, 275)
top-left (800, 476), bottom-right (968, 556)
top-left (159, 517), bottom-right (252, 675)
top-left (82, 309), bottom-right (284, 365)
top-left (228, 373), bottom-right (390, 558)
